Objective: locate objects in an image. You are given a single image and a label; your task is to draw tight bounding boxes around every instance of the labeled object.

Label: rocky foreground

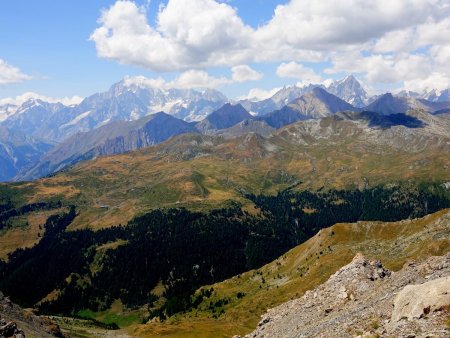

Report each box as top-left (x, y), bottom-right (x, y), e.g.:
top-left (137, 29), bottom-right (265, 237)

top-left (0, 292), bottom-right (64, 338)
top-left (243, 253), bottom-right (450, 338)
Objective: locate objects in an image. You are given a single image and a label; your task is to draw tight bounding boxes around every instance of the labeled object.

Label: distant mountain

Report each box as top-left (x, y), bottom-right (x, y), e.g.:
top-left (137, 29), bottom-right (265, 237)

top-left (260, 88), bottom-right (356, 128)
top-left (397, 88), bottom-right (450, 103)
top-left (2, 79), bottom-right (228, 142)
top-left (2, 99), bottom-right (68, 138)
top-left (326, 75), bottom-right (370, 107)
top-left (0, 126), bottom-right (53, 181)
top-left (239, 75), bottom-right (369, 115)
top-left (288, 87), bottom-right (357, 118)
top-left (16, 112), bottom-right (198, 181)
top-left (421, 88), bottom-right (450, 102)
top-left (239, 85), bottom-right (317, 115)
top-left (396, 90), bottom-right (421, 99)
top-left (364, 93), bottom-right (450, 115)
top-left (195, 103), bottom-right (253, 133)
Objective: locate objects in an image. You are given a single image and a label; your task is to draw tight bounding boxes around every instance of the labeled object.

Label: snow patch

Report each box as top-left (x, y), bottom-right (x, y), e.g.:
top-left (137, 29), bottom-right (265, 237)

top-left (60, 111), bottom-right (92, 128)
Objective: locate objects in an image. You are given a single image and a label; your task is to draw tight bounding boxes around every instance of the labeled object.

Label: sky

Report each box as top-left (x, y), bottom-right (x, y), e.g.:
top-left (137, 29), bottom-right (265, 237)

top-left (1, 0), bottom-right (450, 104)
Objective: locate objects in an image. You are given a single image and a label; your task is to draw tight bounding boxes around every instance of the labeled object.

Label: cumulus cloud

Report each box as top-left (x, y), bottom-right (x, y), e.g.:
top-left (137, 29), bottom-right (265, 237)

top-left (0, 92), bottom-right (84, 107)
top-left (276, 62), bottom-right (322, 84)
top-left (0, 59), bottom-right (32, 84)
top-left (170, 70), bottom-right (231, 88)
top-left (90, 0), bottom-right (450, 92)
top-left (238, 87), bottom-right (282, 101)
top-left (123, 65), bottom-right (262, 90)
top-left (90, 0), bottom-right (254, 71)
top-left (123, 70), bottom-right (245, 91)
top-left (256, 0), bottom-right (442, 51)
top-left (231, 65), bottom-right (263, 82)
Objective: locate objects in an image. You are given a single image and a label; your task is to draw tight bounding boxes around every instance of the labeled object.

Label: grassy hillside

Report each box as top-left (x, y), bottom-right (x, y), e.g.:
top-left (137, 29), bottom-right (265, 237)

top-left (130, 208), bottom-right (450, 337)
top-left (3, 127), bottom-right (449, 232)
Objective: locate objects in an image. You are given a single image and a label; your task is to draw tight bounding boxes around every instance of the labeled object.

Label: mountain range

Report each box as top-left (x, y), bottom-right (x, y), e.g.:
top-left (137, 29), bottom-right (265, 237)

top-left (238, 75), bottom-right (370, 114)
top-left (1, 80), bottom-right (227, 143)
top-left (2, 75), bottom-right (450, 182)
top-left (15, 112), bottom-right (198, 181)
top-left (1, 75), bottom-right (450, 338)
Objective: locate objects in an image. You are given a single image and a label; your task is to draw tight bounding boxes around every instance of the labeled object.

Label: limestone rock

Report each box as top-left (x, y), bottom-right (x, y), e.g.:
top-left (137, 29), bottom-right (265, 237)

top-left (391, 276), bottom-right (450, 321)
top-left (244, 253), bottom-right (450, 338)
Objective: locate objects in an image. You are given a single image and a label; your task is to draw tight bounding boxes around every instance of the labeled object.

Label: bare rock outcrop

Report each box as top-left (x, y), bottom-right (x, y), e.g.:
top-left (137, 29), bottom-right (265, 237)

top-left (0, 292), bottom-right (64, 338)
top-left (392, 276), bottom-right (450, 322)
top-left (245, 253), bottom-right (450, 338)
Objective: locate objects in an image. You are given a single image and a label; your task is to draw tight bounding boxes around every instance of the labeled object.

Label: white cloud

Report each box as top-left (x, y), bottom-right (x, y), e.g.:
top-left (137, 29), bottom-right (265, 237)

top-left (90, 0), bottom-right (450, 93)
top-left (324, 52), bottom-right (438, 90)
top-left (91, 0), bottom-right (450, 70)
top-left (256, 0), bottom-right (443, 51)
top-left (231, 65), bottom-right (263, 82)
top-left (276, 62), bottom-right (322, 84)
top-left (238, 87), bottom-right (282, 101)
top-left (0, 92), bottom-right (84, 107)
top-left (90, 0), bottom-right (254, 71)
top-left (170, 70), bottom-right (231, 88)
top-left (124, 66), bottom-right (261, 90)
top-left (123, 75), bottom-right (167, 88)
top-left (404, 73), bottom-right (450, 93)
top-left (0, 59), bottom-right (32, 84)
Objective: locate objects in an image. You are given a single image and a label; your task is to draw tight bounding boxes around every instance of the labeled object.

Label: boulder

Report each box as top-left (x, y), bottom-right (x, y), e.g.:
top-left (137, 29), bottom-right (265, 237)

top-left (391, 276), bottom-right (450, 321)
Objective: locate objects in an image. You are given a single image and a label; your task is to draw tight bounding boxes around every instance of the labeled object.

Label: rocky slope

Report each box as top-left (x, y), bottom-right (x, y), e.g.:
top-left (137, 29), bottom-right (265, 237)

top-left (259, 87), bottom-right (356, 128)
top-left (0, 292), bottom-right (64, 338)
top-left (134, 207), bottom-right (450, 338)
top-left (245, 253), bottom-right (450, 338)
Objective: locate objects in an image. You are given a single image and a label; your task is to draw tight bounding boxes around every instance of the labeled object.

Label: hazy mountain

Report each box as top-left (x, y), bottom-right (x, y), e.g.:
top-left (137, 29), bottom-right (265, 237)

top-left (0, 126), bottom-right (54, 181)
top-left (260, 88), bottom-right (356, 128)
top-left (195, 103), bottom-right (252, 133)
top-left (396, 90), bottom-right (421, 99)
top-left (364, 93), bottom-right (450, 115)
top-left (16, 112), bottom-right (198, 181)
top-left (16, 103), bottom-right (259, 180)
top-left (421, 88), bottom-right (450, 102)
top-left (239, 84), bottom-right (319, 115)
top-left (397, 88), bottom-right (450, 103)
top-left (2, 79), bottom-right (228, 142)
top-left (239, 76), bottom-right (369, 115)
top-left (2, 99), bottom-right (67, 139)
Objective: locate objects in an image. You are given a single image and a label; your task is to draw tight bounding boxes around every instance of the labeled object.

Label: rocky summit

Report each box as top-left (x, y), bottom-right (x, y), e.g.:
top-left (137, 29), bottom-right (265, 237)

top-left (243, 253), bottom-right (450, 338)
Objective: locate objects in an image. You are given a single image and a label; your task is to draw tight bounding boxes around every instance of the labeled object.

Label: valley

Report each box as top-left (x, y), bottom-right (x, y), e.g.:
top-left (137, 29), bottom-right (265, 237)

top-left (1, 75), bottom-right (450, 338)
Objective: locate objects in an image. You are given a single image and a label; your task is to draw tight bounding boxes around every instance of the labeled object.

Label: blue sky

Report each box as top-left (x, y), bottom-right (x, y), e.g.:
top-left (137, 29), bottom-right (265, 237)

top-left (1, 0), bottom-right (449, 102)
top-left (0, 0), bottom-right (298, 100)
